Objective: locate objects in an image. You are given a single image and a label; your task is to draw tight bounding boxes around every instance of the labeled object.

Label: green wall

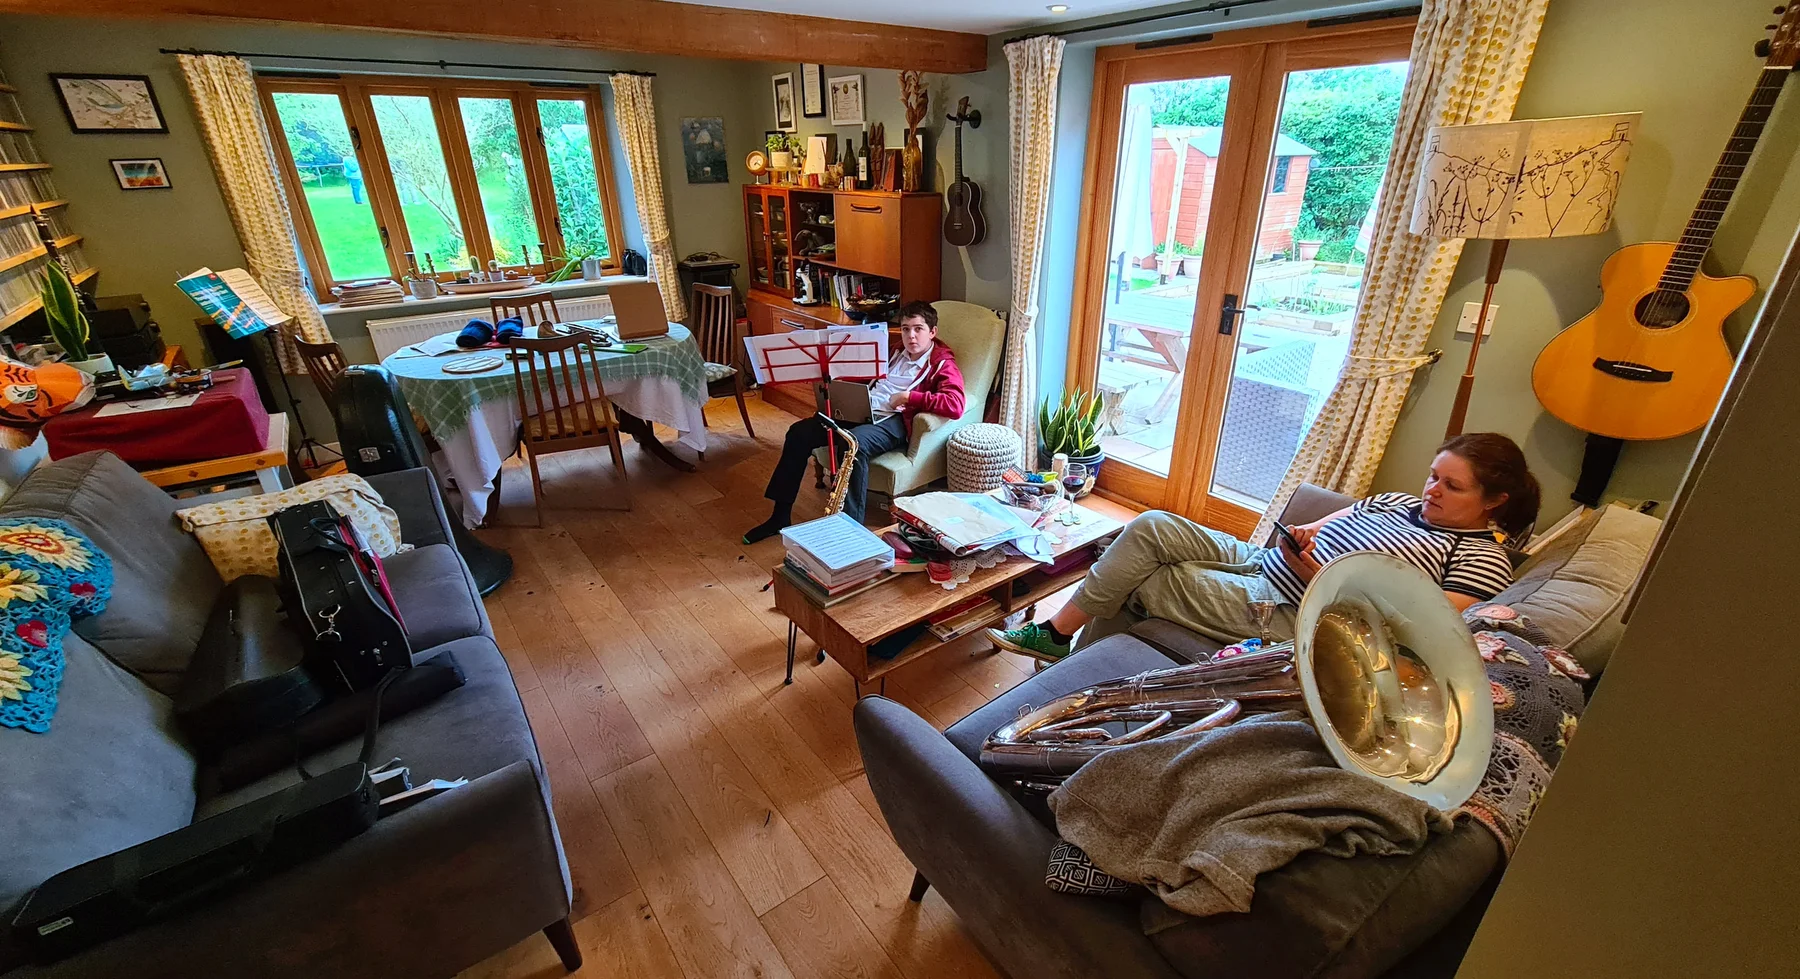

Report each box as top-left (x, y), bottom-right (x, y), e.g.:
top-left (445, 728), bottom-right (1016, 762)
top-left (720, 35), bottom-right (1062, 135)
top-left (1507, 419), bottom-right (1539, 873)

top-left (0, 15), bottom-right (768, 360)
top-left (745, 48), bottom-right (1013, 311)
top-left (1369, 0), bottom-right (1800, 522)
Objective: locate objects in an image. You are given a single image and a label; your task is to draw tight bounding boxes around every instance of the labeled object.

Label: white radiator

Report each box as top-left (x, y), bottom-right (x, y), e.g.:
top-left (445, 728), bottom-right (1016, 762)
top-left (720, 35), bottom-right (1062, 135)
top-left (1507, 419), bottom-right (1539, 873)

top-left (363, 294), bottom-right (616, 361)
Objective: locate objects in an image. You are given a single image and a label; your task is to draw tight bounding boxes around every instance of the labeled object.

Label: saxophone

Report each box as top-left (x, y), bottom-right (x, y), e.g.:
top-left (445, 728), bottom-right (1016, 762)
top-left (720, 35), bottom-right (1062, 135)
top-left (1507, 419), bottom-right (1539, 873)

top-left (819, 414), bottom-right (860, 517)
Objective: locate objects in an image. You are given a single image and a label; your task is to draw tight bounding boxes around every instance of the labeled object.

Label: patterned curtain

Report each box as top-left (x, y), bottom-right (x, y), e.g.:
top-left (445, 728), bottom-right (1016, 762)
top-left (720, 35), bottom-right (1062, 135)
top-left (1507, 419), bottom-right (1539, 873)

top-left (1252, 0), bottom-right (1551, 541)
top-left (177, 54), bottom-right (331, 371)
top-left (1001, 35), bottom-right (1067, 455)
top-left (609, 73), bottom-right (686, 323)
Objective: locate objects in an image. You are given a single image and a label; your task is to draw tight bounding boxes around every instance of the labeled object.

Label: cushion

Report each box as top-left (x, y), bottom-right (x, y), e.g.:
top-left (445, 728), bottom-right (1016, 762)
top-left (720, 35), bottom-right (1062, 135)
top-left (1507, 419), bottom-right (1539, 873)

top-left (384, 543), bottom-right (490, 652)
top-left (1492, 504), bottom-right (1661, 674)
top-left (1046, 839), bottom-right (1136, 897)
top-left (0, 518), bottom-right (114, 734)
top-left (0, 451), bottom-right (222, 695)
top-left (703, 361), bottom-right (737, 383)
top-left (0, 633), bottom-right (198, 911)
top-left (175, 473), bottom-right (405, 582)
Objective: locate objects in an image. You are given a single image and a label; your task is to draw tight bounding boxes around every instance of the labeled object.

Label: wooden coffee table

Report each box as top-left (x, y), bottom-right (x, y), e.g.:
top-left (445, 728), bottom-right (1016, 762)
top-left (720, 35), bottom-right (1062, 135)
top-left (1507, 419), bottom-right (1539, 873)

top-left (771, 503), bottom-right (1123, 697)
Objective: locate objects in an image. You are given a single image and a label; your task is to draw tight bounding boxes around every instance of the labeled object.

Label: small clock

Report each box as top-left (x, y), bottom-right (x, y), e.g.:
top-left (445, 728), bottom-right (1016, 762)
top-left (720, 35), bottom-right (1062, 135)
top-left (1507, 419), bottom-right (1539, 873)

top-left (745, 150), bottom-right (769, 175)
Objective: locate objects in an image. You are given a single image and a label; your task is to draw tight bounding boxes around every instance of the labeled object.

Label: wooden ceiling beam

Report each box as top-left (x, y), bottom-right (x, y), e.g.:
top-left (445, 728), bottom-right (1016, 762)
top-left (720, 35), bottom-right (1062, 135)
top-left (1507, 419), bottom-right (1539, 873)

top-left (0, 0), bottom-right (990, 74)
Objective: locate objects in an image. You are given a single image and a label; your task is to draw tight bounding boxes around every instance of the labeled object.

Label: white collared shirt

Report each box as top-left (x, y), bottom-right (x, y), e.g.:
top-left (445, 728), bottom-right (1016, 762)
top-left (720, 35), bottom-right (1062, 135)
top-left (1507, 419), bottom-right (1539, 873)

top-left (868, 346), bottom-right (929, 420)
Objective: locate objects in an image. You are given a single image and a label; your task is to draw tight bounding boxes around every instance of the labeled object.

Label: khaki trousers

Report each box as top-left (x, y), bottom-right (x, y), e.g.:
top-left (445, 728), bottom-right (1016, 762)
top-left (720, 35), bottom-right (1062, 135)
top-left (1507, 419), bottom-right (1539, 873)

top-left (1071, 510), bottom-right (1296, 645)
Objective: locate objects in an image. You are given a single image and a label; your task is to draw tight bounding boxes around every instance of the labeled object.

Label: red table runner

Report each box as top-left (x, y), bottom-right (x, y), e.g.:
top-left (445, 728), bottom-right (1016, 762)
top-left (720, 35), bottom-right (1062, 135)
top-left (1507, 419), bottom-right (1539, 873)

top-left (43, 368), bottom-right (272, 466)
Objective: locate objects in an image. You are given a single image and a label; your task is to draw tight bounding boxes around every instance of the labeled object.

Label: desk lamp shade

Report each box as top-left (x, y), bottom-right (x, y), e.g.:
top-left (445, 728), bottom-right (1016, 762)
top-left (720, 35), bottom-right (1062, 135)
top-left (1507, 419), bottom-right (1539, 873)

top-left (1409, 113), bottom-right (1640, 241)
top-left (1407, 113), bottom-right (1640, 437)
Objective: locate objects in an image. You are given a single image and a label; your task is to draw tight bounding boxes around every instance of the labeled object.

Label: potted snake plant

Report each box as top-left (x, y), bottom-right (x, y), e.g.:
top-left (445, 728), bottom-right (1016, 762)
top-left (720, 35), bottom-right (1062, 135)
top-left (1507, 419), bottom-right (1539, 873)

top-left (1037, 388), bottom-right (1106, 496)
top-left (40, 263), bottom-right (111, 374)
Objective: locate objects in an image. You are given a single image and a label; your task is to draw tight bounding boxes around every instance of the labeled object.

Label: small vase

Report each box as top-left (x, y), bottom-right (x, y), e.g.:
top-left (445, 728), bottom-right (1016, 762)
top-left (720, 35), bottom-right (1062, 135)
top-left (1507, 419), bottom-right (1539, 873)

top-left (902, 144), bottom-right (923, 193)
top-left (408, 277), bottom-right (440, 300)
top-left (68, 353), bottom-right (114, 375)
top-left (770, 150), bottom-right (793, 171)
top-left (581, 257), bottom-right (604, 280)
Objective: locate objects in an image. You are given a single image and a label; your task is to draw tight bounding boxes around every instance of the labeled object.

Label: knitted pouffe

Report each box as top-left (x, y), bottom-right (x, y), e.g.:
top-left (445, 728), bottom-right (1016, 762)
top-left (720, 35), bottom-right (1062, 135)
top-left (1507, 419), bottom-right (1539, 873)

top-left (947, 423), bottom-right (1023, 493)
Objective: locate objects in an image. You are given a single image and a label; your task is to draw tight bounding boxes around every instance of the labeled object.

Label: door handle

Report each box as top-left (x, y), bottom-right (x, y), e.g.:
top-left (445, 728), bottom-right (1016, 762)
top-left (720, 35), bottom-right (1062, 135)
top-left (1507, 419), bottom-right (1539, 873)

top-left (850, 204), bottom-right (884, 213)
top-left (1218, 294), bottom-right (1259, 336)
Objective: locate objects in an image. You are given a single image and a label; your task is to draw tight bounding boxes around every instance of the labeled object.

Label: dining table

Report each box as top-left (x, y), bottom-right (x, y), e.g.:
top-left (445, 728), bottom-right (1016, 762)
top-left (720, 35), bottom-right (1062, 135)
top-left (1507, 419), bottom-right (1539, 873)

top-left (383, 320), bottom-right (709, 528)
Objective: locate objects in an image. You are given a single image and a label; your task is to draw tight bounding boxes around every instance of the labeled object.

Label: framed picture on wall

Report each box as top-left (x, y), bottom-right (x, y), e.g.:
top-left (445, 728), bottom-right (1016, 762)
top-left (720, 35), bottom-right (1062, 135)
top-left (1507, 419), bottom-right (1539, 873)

top-left (801, 64), bottom-right (826, 118)
top-left (110, 158), bottom-right (172, 190)
top-left (680, 117), bottom-right (729, 184)
top-left (828, 74), bottom-right (865, 127)
top-left (50, 74), bottom-right (168, 133)
top-left (771, 72), bottom-right (797, 132)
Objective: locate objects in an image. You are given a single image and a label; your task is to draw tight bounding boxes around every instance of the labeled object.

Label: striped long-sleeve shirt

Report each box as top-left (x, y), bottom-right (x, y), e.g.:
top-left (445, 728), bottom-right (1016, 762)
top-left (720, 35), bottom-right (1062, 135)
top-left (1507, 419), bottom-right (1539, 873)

top-left (1260, 492), bottom-right (1514, 606)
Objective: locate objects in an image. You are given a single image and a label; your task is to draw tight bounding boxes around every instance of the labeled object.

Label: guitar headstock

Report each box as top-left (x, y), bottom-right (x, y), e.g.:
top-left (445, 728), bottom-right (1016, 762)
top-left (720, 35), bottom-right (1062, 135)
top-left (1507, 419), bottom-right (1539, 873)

top-left (1757, 5), bottom-right (1800, 67)
top-left (948, 97), bottom-right (982, 129)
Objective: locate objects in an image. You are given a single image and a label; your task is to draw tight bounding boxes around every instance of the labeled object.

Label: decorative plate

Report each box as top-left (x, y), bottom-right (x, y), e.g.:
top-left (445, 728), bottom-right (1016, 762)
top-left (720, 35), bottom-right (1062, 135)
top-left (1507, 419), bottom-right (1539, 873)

top-left (745, 150), bottom-right (769, 174)
top-left (440, 276), bottom-right (539, 295)
top-left (442, 355), bottom-right (506, 374)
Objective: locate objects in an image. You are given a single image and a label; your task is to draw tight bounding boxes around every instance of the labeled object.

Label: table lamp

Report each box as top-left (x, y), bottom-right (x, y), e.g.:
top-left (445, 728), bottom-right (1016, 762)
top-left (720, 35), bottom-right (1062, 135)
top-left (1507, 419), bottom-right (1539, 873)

top-left (803, 135), bottom-right (831, 187)
top-left (1409, 112), bottom-right (1640, 436)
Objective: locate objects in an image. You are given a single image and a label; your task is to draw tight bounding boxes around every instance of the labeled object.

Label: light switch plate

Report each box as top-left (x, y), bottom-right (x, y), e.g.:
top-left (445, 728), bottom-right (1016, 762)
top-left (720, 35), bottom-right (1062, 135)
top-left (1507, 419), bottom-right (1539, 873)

top-left (1456, 302), bottom-right (1497, 337)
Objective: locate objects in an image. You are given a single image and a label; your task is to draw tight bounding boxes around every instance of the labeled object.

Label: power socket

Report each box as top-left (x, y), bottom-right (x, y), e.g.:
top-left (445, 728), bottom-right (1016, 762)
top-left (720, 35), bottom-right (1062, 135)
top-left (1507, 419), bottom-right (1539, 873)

top-left (1456, 301), bottom-right (1498, 338)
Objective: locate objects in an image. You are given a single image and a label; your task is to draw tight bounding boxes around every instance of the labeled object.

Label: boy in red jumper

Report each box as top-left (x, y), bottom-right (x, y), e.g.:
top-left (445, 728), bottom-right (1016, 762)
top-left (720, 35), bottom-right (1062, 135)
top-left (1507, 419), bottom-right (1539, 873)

top-left (744, 300), bottom-right (966, 541)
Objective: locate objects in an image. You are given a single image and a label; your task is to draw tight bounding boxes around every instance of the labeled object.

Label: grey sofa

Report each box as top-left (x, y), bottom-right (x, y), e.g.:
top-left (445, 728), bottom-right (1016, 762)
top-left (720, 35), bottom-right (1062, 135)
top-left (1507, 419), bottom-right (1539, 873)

top-left (0, 451), bottom-right (574, 978)
top-left (855, 485), bottom-right (1502, 979)
top-left (856, 486), bottom-right (1665, 979)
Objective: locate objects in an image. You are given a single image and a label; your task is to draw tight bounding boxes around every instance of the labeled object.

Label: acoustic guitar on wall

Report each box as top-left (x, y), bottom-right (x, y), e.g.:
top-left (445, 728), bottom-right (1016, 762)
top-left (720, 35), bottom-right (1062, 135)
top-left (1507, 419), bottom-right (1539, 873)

top-left (943, 97), bottom-right (987, 247)
top-left (1531, 9), bottom-right (1800, 441)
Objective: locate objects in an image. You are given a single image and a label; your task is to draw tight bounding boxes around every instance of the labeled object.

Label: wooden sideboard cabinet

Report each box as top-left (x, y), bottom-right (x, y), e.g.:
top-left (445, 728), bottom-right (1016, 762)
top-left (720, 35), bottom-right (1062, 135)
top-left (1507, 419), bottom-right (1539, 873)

top-left (743, 185), bottom-right (942, 417)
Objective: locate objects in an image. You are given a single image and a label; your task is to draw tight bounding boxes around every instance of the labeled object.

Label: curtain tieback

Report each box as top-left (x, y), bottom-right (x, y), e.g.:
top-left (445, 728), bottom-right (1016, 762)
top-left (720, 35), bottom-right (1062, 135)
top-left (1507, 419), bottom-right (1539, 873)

top-left (1339, 349), bottom-right (1440, 380)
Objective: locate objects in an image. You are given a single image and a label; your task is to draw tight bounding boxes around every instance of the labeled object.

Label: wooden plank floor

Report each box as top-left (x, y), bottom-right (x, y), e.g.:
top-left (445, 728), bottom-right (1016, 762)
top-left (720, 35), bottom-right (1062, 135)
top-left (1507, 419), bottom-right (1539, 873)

top-left (457, 392), bottom-right (1135, 979)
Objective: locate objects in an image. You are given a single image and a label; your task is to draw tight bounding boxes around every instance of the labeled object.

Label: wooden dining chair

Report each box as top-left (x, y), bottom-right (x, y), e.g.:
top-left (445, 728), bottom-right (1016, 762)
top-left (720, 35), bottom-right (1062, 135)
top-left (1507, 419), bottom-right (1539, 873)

top-left (491, 291), bottom-right (562, 332)
top-left (294, 336), bottom-right (350, 406)
top-left (506, 332), bottom-right (630, 525)
top-left (690, 282), bottom-right (756, 452)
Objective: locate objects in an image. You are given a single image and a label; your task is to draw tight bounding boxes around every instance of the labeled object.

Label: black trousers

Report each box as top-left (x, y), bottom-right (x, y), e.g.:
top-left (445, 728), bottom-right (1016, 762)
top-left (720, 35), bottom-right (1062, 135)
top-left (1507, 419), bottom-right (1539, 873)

top-left (765, 413), bottom-right (909, 523)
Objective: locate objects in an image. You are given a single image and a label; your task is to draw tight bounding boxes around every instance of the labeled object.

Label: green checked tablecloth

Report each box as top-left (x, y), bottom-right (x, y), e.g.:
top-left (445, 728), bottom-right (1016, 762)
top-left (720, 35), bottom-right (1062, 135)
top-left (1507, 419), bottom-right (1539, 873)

top-left (384, 321), bottom-right (708, 438)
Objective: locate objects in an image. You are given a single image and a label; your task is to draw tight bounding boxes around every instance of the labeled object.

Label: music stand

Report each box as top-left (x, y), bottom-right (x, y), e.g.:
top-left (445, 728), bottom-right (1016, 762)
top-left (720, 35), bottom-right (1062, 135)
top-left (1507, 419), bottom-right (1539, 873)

top-left (745, 327), bottom-right (887, 475)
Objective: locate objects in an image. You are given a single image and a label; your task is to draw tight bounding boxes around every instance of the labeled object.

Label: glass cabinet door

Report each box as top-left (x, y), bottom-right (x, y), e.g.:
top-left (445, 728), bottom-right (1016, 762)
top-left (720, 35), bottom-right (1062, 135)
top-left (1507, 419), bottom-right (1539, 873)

top-left (748, 191), bottom-right (770, 286)
top-left (769, 193), bottom-right (790, 293)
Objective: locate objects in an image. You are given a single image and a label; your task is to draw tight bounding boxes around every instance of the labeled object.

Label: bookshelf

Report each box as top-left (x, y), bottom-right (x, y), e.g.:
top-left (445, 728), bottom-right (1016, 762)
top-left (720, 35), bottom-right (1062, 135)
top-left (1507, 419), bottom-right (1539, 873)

top-left (0, 55), bottom-right (96, 332)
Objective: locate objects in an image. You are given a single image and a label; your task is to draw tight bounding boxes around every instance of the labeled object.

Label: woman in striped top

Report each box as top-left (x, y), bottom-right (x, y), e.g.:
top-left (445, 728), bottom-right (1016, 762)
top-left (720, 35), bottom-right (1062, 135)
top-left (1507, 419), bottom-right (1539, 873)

top-left (989, 433), bottom-right (1541, 662)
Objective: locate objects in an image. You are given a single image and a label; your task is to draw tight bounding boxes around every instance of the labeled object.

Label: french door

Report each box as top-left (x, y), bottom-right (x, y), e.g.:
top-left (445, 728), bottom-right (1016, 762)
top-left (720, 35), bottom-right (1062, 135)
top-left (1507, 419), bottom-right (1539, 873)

top-left (1068, 17), bottom-right (1415, 536)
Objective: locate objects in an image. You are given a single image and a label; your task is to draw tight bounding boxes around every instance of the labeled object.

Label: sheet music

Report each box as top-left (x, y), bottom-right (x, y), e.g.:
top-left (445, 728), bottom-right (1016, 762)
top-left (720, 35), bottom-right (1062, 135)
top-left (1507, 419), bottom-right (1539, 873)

top-left (779, 512), bottom-right (893, 574)
top-left (743, 326), bottom-right (889, 385)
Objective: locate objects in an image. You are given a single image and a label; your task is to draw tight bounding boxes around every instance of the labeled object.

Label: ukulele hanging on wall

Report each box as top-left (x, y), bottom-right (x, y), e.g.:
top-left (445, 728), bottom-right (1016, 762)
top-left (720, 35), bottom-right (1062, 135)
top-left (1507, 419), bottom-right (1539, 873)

top-left (943, 97), bottom-right (987, 247)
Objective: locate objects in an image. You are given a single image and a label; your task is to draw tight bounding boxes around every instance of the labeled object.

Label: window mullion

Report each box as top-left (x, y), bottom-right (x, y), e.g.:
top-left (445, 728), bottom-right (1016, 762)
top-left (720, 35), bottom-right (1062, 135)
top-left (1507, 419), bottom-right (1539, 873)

top-left (511, 92), bottom-right (560, 270)
top-left (341, 82), bottom-right (410, 280)
top-left (438, 87), bottom-right (494, 275)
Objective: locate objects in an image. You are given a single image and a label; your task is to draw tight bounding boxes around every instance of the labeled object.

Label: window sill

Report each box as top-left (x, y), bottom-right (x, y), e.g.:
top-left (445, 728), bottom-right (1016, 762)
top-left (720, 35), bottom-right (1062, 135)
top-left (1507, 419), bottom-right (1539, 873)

top-left (318, 273), bottom-right (647, 324)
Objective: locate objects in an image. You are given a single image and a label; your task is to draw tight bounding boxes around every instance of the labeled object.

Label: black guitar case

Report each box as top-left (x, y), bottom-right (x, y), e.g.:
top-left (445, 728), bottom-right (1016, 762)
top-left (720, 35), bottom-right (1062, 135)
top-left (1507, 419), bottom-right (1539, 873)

top-left (330, 365), bottom-right (512, 594)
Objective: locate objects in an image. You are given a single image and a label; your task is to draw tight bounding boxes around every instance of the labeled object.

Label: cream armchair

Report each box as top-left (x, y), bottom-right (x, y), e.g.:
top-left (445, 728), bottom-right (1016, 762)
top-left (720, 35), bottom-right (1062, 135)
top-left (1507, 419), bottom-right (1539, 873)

top-left (816, 301), bottom-right (1008, 504)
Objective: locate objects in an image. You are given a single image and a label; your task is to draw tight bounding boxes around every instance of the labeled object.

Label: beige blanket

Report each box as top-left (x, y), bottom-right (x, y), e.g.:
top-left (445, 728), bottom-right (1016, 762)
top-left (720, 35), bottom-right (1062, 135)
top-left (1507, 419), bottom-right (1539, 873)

top-left (1048, 711), bottom-right (1453, 918)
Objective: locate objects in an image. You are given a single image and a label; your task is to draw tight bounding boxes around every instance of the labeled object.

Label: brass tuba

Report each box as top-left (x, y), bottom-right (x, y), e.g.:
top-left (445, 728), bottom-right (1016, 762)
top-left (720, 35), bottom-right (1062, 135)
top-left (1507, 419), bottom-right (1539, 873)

top-left (980, 553), bottom-right (1494, 809)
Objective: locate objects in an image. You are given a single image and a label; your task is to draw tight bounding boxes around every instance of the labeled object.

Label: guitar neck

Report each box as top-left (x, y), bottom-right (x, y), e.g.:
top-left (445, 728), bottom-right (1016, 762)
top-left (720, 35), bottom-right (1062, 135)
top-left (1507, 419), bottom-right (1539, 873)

top-left (1661, 66), bottom-right (1791, 292)
top-left (954, 122), bottom-right (965, 181)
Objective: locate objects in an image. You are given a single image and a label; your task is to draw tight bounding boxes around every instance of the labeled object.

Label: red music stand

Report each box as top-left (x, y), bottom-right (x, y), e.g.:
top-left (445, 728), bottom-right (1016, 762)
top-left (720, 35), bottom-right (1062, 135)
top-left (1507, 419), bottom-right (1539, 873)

top-left (746, 328), bottom-right (888, 476)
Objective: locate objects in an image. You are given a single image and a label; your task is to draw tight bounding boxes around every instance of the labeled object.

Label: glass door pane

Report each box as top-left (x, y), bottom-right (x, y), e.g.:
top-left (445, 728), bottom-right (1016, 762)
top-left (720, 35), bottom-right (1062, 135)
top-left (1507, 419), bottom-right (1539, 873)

top-left (1095, 76), bottom-right (1231, 477)
top-left (457, 96), bottom-right (541, 266)
top-left (369, 93), bottom-right (471, 272)
top-left (536, 98), bottom-right (611, 261)
top-left (1209, 62), bottom-right (1410, 508)
top-left (748, 192), bottom-right (771, 286)
top-left (768, 194), bottom-right (790, 292)
top-left (269, 91), bottom-right (390, 281)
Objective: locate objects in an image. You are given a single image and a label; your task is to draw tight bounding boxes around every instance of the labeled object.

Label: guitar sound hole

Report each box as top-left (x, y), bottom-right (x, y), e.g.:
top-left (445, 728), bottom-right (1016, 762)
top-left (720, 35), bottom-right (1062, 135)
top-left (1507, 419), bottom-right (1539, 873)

top-left (1634, 290), bottom-right (1690, 328)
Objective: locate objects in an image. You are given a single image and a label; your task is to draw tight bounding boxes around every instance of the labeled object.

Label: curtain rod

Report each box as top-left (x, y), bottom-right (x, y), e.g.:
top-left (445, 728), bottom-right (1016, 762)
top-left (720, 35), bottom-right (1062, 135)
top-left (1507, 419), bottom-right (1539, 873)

top-left (157, 48), bottom-right (654, 77)
top-left (1015, 0), bottom-right (1283, 40)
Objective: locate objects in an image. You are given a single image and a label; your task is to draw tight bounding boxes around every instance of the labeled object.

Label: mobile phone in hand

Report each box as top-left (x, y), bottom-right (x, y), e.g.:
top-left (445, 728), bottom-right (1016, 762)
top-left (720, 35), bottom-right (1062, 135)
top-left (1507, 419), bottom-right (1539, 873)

top-left (1274, 522), bottom-right (1306, 553)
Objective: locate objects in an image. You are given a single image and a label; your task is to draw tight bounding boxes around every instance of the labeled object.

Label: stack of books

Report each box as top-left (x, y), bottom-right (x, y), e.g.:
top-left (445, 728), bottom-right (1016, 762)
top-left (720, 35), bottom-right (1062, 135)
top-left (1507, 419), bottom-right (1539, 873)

top-left (927, 595), bottom-right (1000, 641)
top-left (779, 513), bottom-right (895, 606)
top-left (331, 279), bottom-right (406, 307)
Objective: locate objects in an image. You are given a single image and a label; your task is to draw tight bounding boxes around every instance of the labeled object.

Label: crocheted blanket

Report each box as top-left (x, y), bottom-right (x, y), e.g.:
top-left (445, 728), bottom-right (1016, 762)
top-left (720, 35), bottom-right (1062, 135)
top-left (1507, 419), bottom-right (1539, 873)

top-left (0, 518), bottom-right (113, 734)
top-left (1456, 602), bottom-right (1590, 857)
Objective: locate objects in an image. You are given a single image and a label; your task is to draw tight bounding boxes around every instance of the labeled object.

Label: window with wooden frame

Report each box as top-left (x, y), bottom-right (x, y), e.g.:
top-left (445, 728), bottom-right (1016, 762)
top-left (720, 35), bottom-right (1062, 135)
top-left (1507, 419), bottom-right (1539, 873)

top-left (257, 75), bottom-right (627, 302)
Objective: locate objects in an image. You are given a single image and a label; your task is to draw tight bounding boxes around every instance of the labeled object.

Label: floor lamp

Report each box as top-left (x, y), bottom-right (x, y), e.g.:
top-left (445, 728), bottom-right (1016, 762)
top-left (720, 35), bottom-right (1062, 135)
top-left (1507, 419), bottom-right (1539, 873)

top-left (1409, 113), bottom-right (1640, 437)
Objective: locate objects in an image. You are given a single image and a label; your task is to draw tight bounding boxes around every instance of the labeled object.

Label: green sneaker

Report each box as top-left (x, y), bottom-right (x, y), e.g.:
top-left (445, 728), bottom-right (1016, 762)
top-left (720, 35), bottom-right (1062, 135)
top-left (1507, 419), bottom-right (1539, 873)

top-left (987, 622), bottom-right (1071, 663)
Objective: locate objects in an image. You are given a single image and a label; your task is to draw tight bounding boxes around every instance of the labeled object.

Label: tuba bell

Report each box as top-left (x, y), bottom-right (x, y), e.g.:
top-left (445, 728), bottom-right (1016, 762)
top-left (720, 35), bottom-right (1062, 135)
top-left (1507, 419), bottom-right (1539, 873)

top-left (980, 553), bottom-right (1494, 809)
